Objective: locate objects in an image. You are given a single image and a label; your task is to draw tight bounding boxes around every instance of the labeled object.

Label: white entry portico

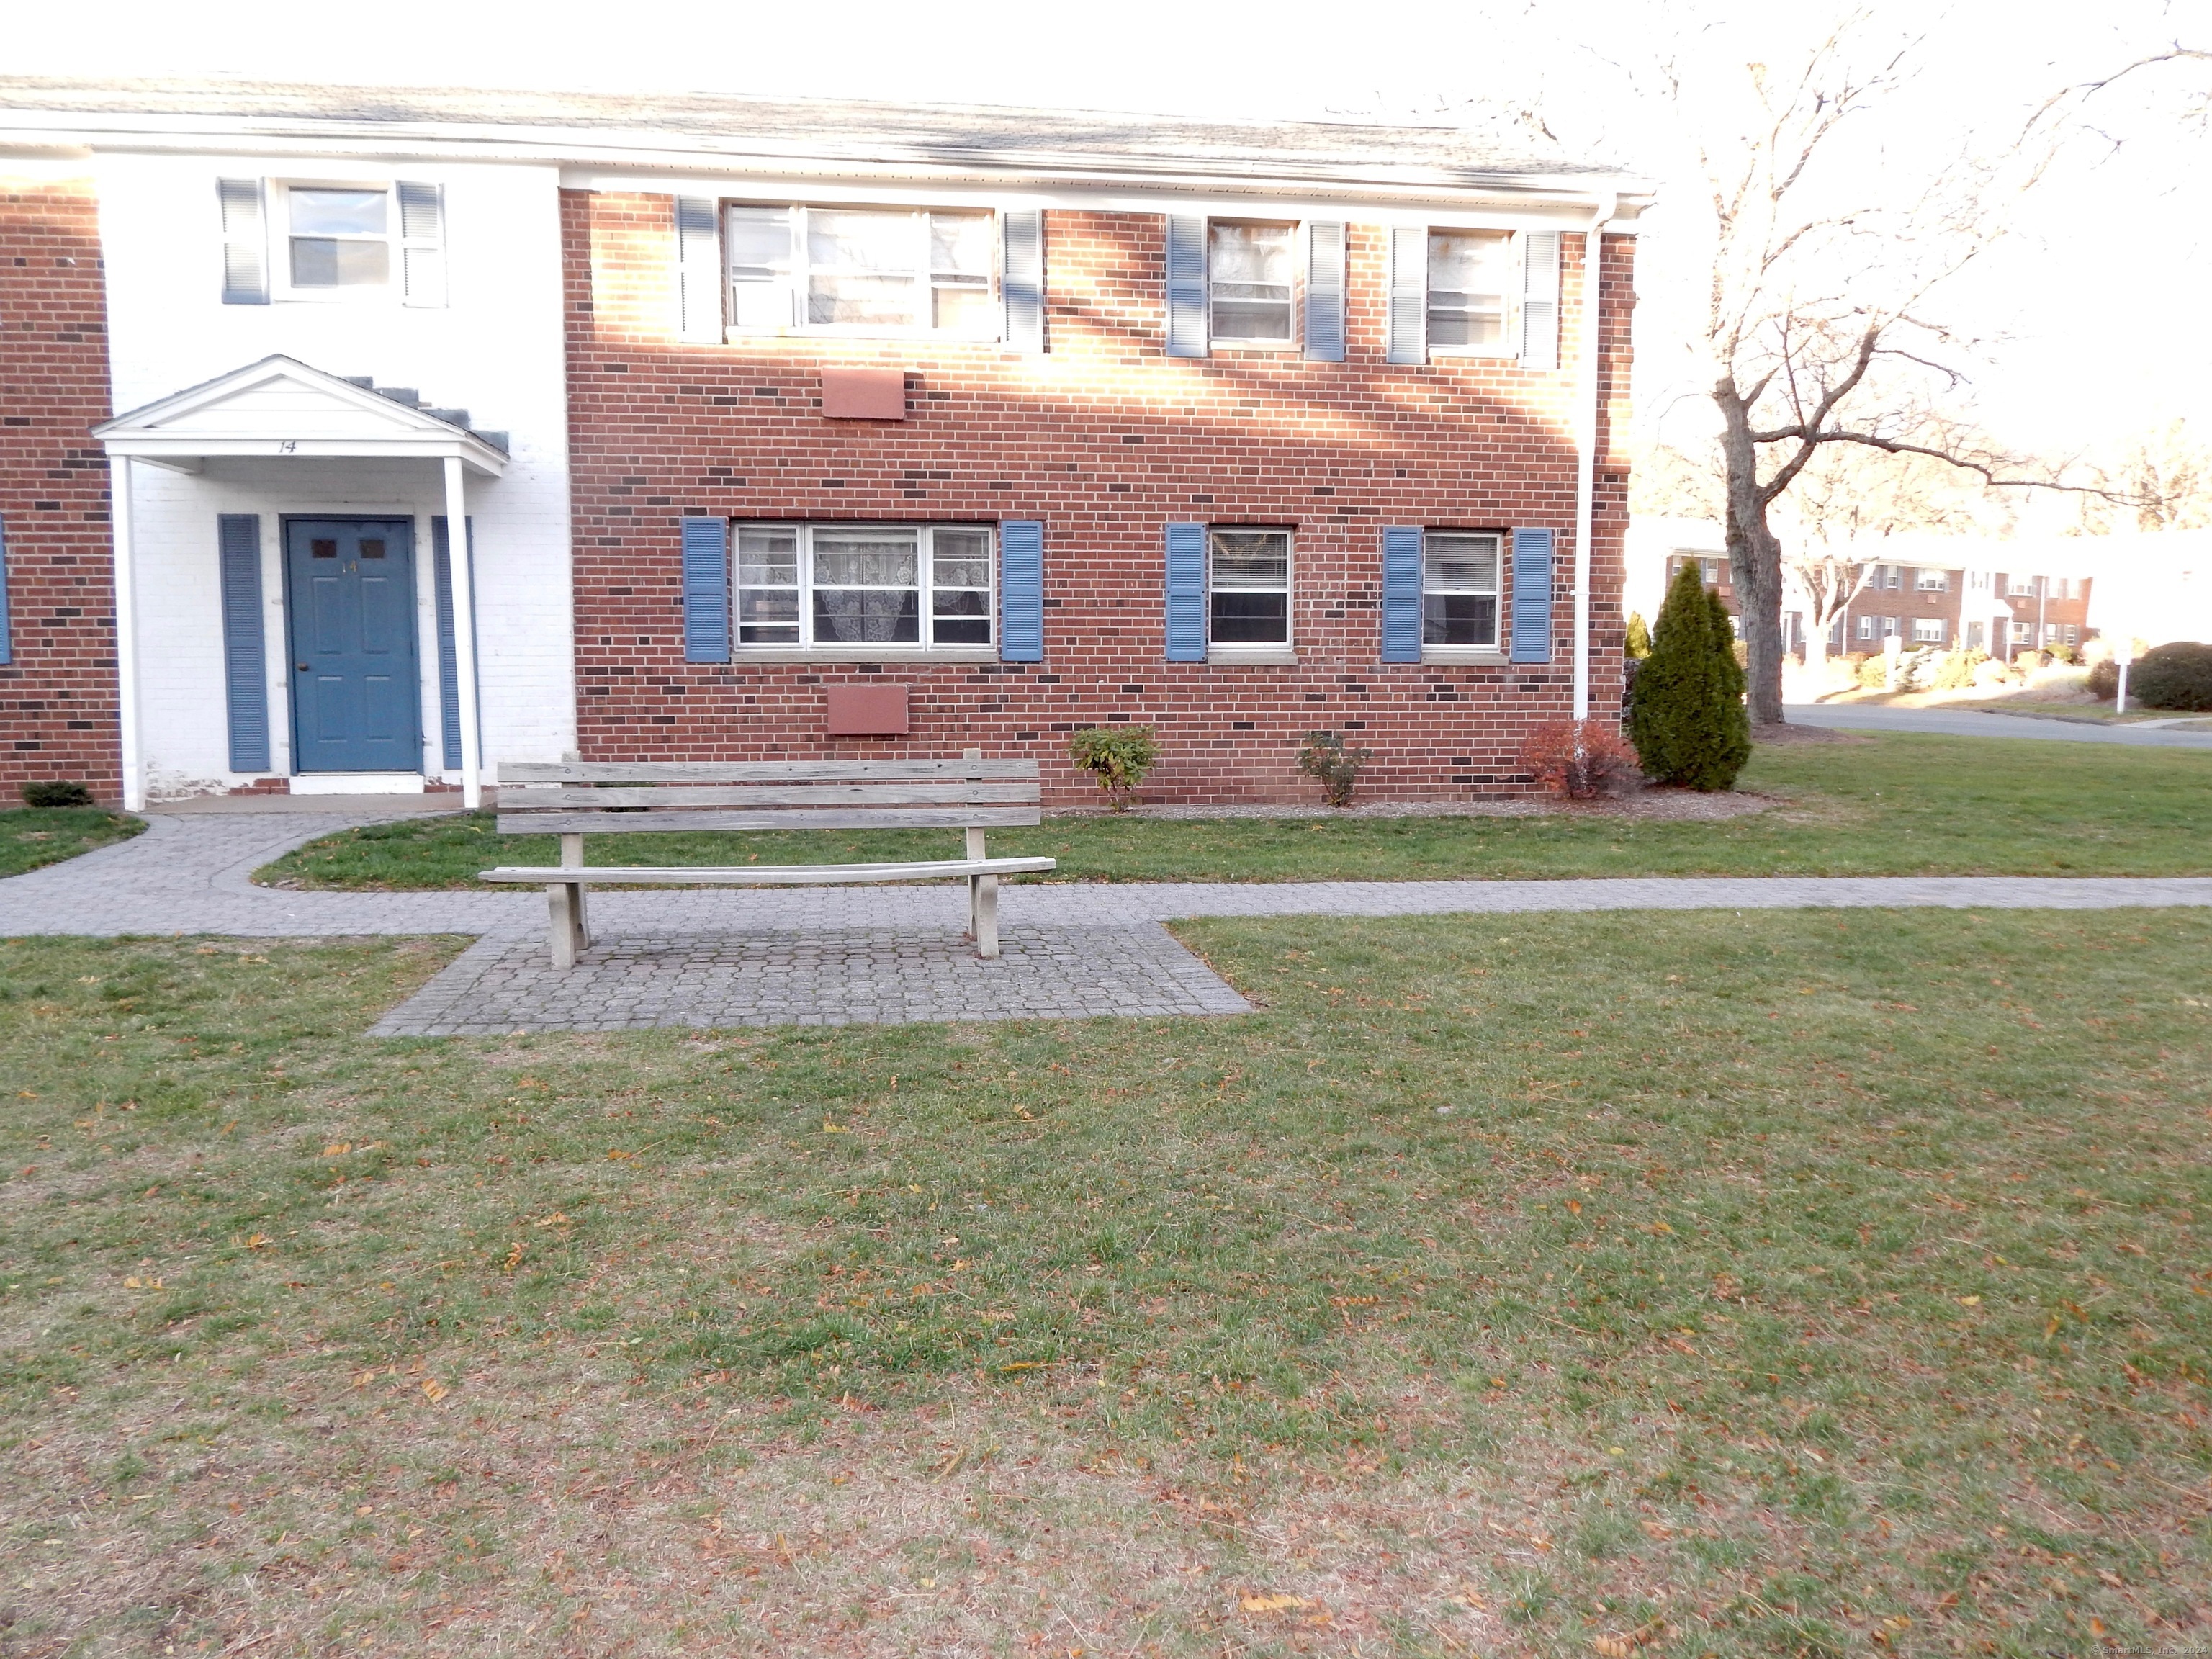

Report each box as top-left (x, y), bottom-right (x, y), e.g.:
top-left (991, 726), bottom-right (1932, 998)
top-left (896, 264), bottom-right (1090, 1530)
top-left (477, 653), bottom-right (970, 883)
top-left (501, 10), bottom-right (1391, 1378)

top-left (94, 355), bottom-right (508, 809)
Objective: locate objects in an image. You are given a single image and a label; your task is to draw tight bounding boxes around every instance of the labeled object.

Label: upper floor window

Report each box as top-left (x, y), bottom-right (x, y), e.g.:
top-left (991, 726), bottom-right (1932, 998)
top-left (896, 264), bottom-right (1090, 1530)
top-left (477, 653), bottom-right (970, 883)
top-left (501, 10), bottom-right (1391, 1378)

top-left (734, 522), bottom-right (992, 652)
top-left (1423, 532), bottom-right (1501, 648)
top-left (1209, 528), bottom-right (1292, 647)
top-left (288, 187), bottom-right (390, 290)
top-left (2008, 572), bottom-right (2039, 597)
top-left (1208, 222), bottom-right (1295, 344)
top-left (1426, 230), bottom-right (1512, 352)
top-left (725, 205), bottom-right (997, 338)
top-left (1915, 567), bottom-right (1948, 592)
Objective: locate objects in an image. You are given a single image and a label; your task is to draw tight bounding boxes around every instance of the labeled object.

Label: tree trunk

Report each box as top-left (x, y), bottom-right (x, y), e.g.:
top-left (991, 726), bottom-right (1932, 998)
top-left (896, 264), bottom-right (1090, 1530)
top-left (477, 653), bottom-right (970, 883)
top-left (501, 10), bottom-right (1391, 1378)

top-left (1715, 382), bottom-right (1788, 725)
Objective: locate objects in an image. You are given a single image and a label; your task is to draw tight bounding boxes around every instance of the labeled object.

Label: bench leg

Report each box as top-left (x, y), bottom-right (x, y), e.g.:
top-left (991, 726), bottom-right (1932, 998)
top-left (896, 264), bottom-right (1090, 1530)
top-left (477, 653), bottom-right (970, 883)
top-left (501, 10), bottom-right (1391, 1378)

top-left (971, 873), bottom-right (1000, 960)
top-left (560, 835), bottom-right (591, 948)
top-left (547, 882), bottom-right (588, 970)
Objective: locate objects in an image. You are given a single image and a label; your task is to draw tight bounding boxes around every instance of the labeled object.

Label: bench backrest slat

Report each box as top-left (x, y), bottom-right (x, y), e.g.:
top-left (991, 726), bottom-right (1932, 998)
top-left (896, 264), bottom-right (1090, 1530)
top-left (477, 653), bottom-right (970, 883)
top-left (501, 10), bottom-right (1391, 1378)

top-left (499, 759), bottom-right (1037, 783)
top-left (498, 806), bottom-right (1043, 836)
top-left (502, 783), bottom-right (1038, 810)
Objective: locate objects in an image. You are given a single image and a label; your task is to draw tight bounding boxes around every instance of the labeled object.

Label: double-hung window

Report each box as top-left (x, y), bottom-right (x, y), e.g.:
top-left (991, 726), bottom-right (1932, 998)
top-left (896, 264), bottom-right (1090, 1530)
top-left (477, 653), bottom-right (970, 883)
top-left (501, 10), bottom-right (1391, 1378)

top-left (725, 205), bottom-right (997, 338)
top-left (1422, 531), bottom-right (1501, 648)
top-left (2008, 572), bottom-right (2039, 598)
top-left (1912, 616), bottom-right (1946, 644)
top-left (734, 523), bottom-right (992, 652)
top-left (1208, 528), bottom-right (1291, 648)
top-left (1425, 230), bottom-right (1513, 351)
top-left (1857, 614), bottom-right (1877, 642)
top-left (1915, 567), bottom-right (1948, 592)
top-left (284, 186), bottom-right (392, 293)
top-left (1208, 222), bottom-right (1295, 344)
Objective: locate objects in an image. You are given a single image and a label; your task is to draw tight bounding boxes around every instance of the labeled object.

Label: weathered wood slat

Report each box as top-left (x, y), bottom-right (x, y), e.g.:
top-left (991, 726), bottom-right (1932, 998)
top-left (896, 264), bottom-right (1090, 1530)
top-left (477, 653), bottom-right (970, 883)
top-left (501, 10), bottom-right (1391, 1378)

top-left (480, 857), bottom-right (1057, 886)
top-left (495, 806), bottom-right (1043, 835)
top-left (498, 758), bottom-right (1038, 784)
top-left (500, 783), bottom-right (1040, 809)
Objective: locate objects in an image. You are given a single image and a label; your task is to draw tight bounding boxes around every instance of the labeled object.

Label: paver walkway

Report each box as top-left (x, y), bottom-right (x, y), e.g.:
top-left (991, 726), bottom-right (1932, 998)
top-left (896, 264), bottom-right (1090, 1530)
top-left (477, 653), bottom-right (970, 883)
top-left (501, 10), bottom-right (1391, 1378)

top-left (6, 809), bottom-right (2208, 1031)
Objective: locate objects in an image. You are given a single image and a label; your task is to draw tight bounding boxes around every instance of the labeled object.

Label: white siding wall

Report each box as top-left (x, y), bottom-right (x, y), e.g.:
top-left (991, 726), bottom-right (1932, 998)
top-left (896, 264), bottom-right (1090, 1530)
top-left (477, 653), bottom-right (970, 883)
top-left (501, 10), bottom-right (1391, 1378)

top-left (96, 153), bottom-right (572, 796)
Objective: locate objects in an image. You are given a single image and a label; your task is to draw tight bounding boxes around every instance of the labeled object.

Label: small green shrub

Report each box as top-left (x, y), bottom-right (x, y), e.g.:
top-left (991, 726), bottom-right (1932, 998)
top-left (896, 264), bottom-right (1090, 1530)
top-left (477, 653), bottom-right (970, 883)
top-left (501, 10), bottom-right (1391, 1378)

top-left (2131, 641), bottom-right (2212, 711)
top-left (1857, 653), bottom-right (1889, 689)
top-left (1295, 730), bottom-right (1373, 808)
top-left (2045, 641), bottom-right (2078, 665)
top-left (1930, 647), bottom-right (1989, 691)
top-left (1624, 611), bottom-right (1653, 661)
top-left (21, 781), bottom-right (94, 808)
top-left (1627, 562), bottom-right (1750, 791)
top-left (1067, 724), bottom-right (1159, 809)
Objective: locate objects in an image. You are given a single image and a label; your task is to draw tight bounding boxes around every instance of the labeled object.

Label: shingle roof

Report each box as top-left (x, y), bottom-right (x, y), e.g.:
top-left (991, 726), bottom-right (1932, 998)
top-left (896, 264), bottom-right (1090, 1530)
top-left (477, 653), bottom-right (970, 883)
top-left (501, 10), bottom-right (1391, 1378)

top-left (0, 76), bottom-right (1647, 198)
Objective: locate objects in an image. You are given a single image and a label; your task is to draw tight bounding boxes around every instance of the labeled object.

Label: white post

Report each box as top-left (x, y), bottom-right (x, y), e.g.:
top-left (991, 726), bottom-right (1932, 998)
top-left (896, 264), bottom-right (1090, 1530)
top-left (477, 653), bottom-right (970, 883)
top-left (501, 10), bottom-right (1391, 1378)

top-left (442, 456), bottom-right (485, 810)
top-left (1571, 194), bottom-right (1616, 725)
top-left (109, 454), bottom-right (145, 811)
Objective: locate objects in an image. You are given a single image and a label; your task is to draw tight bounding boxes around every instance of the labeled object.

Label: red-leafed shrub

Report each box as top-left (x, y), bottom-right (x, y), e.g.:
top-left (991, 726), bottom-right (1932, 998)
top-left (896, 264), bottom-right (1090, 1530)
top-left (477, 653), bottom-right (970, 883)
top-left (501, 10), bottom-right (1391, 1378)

top-left (1519, 720), bottom-right (1641, 799)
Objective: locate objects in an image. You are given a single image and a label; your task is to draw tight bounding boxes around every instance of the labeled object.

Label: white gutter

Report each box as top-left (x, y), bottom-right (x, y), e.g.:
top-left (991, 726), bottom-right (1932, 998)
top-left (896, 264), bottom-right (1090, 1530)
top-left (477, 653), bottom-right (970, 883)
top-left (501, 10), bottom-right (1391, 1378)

top-left (1571, 192), bottom-right (1618, 724)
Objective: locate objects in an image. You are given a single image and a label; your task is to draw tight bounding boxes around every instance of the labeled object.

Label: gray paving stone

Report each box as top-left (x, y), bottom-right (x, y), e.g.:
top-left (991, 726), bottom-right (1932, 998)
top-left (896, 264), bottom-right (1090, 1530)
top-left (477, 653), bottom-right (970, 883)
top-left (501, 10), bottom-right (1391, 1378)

top-left (4, 806), bottom-right (2209, 1034)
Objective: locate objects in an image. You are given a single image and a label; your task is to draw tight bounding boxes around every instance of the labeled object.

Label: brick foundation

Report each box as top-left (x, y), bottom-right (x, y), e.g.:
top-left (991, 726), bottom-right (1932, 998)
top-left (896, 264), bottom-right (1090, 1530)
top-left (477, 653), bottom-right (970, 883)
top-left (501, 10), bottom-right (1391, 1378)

top-left (0, 176), bottom-right (119, 803)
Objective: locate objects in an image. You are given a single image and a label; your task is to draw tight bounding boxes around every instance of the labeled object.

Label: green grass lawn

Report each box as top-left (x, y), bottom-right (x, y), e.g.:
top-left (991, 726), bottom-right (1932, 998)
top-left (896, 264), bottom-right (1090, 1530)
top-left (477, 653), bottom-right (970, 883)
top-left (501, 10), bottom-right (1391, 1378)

top-left (0, 806), bottom-right (142, 878)
top-left (253, 732), bottom-right (2212, 890)
top-left (3, 912), bottom-right (2208, 1655)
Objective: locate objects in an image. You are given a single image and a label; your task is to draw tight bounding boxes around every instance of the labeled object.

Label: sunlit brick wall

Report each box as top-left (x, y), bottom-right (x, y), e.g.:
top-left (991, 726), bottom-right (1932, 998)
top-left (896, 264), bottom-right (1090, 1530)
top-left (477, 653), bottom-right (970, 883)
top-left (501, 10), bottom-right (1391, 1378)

top-left (563, 190), bottom-right (1633, 804)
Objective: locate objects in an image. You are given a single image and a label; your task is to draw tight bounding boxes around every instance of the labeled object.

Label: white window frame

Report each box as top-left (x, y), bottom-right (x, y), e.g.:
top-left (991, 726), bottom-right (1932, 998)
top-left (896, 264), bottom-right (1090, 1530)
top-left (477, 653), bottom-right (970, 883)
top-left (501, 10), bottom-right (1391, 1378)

top-left (1857, 614), bottom-right (1877, 642)
top-left (271, 180), bottom-right (397, 303)
top-left (2008, 572), bottom-right (2040, 598)
top-left (1912, 616), bottom-right (1947, 644)
top-left (1423, 227), bottom-right (1520, 359)
top-left (1915, 567), bottom-right (1949, 593)
top-left (722, 204), bottom-right (1001, 341)
top-left (1206, 526), bottom-right (1295, 659)
top-left (730, 522), bottom-right (995, 658)
top-left (1206, 219), bottom-right (1300, 350)
top-left (1421, 529), bottom-right (1504, 655)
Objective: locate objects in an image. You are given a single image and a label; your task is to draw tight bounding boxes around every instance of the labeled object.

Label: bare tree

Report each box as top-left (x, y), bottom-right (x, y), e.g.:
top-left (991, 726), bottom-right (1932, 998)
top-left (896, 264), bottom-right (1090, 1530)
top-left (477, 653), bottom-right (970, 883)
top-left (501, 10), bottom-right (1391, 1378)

top-left (1676, 19), bottom-right (2185, 722)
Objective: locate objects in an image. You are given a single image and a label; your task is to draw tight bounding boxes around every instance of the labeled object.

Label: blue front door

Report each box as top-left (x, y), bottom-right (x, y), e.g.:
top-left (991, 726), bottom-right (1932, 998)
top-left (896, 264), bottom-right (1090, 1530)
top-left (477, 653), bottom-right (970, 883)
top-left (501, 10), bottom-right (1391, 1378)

top-left (284, 518), bottom-right (421, 773)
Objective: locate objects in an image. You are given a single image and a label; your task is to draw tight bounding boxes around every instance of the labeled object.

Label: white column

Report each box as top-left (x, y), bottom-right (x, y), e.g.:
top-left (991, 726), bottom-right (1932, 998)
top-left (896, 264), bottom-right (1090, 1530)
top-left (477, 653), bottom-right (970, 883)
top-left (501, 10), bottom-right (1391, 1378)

top-left (1571, 194), bottom-right (1617, 724)
top-left (442, 456), bottom-right (485, 810)
top-left (109, 454), bottom-right (145, 811)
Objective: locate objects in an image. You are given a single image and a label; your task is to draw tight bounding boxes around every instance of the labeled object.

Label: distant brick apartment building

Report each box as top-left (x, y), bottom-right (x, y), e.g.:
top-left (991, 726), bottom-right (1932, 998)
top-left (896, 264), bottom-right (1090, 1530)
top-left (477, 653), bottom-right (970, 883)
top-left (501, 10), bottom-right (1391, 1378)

top-left (1629, 518), bottom-right (2095, 661)
top-left (0, 78), bottom-right (1651, 807)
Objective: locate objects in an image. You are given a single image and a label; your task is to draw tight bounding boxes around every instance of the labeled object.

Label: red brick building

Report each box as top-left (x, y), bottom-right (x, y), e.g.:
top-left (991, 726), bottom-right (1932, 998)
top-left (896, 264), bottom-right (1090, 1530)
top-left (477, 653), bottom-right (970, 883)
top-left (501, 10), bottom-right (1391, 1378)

top-left (0, 83), bottom-right (1649, 807)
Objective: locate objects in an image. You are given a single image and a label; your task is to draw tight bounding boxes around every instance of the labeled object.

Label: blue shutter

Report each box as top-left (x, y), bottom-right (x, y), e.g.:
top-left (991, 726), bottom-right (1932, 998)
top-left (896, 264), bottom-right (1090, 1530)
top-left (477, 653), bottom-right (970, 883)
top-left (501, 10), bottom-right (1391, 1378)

top-left (1387, 225), bottom-right (1426, 365)
top-left (998, 519), bottom-right (1043, 662)
top-left (217, 179), bottom-right (267, 305)
top-left (432, 516), bottom-right (474, 771)
top-left (1164, 522), bottom-right (1208, 662)
top-left (1002, 210), bottom-right (1044, 353)
top-left (676, 197), bottom-right (721, 342)
top-left (1520, 231), bottom-right (1560, 369)
top-left (0, 515), bottom-right (11, 666)
top-left (216, 515), bottom-right (269, 772)
top-left (1380, 526), bottom-right (1423, 662)
top-left (1164, 215), bottom-right (1208, 359)
top-left (1510, 526), bottom-right (1555, 663)
top-left (682, 516), bottom-right (731, 662)
top-left (1304, 222), bottom-right (1346, 361)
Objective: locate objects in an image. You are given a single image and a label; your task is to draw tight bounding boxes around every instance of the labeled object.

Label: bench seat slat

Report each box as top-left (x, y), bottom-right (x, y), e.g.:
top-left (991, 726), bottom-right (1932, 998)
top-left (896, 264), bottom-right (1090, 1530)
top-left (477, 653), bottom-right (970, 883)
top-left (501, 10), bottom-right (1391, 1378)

top-left (481, 856), bottom-right (1056, 886)
top-left (498, 759), bottom-right (1038, 784)
top-left (501, 783), bottom-right (1040, 809)
top-left (495, 806), bottom-right (1043, 835)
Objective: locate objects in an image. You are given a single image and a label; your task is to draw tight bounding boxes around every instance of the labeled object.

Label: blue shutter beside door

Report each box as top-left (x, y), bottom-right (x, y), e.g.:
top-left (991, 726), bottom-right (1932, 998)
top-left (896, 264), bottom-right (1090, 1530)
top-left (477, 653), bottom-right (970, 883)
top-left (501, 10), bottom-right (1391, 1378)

top-left (1510, 526), bottom-right (1555, 663)
top-left (1380, 526), bottom-right (1423, 662)
top-left (217, 514), bottom-right (269, 773)
top-left (1164, 215), bottom-right (1208, 359)
top-left (432, 516), bottom-right (473, 772)
top-left (1304, 222), bottom-right (1346, 361)
top-left (1164, 523), bottom-right (1208, 662)
top-left (682, 516), bottom-right (731, 662)
top-left (1002, 211), bottom-right (1044, 352)
top-left (998, 519), bottom-right (1043, 662)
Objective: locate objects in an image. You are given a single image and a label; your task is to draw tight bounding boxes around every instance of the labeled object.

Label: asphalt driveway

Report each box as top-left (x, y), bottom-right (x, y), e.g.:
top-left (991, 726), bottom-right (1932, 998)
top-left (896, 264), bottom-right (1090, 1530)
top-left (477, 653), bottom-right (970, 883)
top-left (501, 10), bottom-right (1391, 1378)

top-left (1785, 703), bottom-right (2212, 748)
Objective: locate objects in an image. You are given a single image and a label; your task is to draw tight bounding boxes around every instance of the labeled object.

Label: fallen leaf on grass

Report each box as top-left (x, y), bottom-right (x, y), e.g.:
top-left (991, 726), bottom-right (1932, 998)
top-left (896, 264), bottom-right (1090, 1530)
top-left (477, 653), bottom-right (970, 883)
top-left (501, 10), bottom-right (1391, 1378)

top-left (1241, 1593), bottom-right (1310, 1613)
top-left (246, 1233), bottom-right (271, 1249)
top-left (420, 1378), bottom-right (449, 1403)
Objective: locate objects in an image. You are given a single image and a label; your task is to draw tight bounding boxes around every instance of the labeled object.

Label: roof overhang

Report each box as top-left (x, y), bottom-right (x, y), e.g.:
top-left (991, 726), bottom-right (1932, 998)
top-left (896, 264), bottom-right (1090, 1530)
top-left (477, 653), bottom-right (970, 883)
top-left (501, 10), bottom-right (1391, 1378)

top-left (93, 354), bottom-right (509, 477)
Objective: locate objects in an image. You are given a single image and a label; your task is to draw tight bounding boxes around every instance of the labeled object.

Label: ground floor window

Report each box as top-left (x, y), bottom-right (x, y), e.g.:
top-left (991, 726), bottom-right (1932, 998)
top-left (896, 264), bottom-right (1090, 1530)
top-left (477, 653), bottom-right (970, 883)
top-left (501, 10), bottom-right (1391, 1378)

top-left (1208, 528), bottom-right (1291, 647)
top-left (1912, 617), bottom-right (1946, 644)
top-left (1422, 531), bottom-right (1500, 647)
top-left (734, 522), bottom-right (992, 649)
top-left (1857, 614), bottom-right (1877, 642)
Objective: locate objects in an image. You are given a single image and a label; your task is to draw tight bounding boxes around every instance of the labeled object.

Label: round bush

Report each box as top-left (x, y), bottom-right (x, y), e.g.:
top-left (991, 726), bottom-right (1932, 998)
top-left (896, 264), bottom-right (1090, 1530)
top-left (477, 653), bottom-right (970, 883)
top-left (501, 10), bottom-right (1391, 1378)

top-left (21, 780), bottom-right (94, 809)
top-left (2130, 641), bottom-right (2212, 711)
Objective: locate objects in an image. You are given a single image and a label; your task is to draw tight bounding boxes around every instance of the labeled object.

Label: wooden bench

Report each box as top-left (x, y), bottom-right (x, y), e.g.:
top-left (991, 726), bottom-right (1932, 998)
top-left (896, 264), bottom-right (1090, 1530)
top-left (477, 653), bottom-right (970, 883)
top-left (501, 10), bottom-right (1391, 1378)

top-left (480, 755), bottom-right (1055, 968)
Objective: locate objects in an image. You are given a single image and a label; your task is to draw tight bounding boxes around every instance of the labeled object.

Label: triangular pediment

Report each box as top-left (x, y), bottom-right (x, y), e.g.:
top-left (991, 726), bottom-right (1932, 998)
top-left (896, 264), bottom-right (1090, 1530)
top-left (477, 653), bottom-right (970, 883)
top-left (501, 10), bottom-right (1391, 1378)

top-left (94, 355), bottom-right (507, 475)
